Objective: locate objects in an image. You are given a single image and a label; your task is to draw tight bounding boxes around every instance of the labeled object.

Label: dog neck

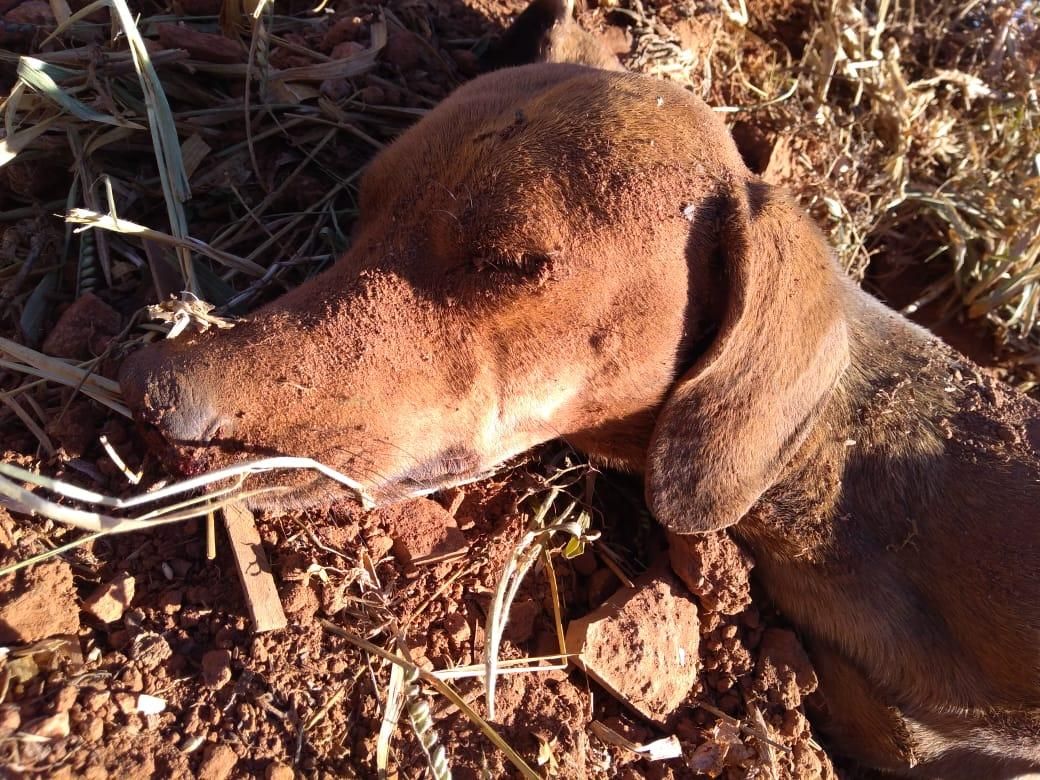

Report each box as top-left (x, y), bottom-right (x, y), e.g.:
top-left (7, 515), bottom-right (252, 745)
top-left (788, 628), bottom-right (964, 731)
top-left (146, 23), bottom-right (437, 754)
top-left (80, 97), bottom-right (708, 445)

top-left (735, 284), bottom-right (958, 563)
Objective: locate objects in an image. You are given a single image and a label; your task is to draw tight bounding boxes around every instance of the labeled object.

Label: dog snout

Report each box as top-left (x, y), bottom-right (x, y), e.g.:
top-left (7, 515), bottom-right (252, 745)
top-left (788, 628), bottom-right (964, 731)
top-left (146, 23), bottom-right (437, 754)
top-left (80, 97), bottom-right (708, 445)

top-left (119, 346), bottom-right (229, 447)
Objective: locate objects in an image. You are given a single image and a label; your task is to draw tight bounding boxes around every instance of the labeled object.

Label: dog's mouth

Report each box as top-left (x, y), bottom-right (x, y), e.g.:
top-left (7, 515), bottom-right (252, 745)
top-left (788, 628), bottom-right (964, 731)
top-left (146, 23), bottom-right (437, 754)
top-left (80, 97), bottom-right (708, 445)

top-left (372, 449), bottom-right (492, 505)
top-left (137, 429), bottom-right (497, 511)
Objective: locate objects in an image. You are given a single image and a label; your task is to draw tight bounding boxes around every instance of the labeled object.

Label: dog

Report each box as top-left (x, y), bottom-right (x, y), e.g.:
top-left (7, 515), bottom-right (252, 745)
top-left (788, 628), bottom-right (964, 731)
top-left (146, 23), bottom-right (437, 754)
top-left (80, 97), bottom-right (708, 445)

top-left (119, 3), bottom-right (1040, 776)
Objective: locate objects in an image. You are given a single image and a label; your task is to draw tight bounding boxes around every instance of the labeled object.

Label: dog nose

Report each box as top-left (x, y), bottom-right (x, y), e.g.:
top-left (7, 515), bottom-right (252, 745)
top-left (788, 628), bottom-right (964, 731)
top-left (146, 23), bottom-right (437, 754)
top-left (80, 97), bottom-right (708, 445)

top-left (119, 347), bottom-right (227, 445)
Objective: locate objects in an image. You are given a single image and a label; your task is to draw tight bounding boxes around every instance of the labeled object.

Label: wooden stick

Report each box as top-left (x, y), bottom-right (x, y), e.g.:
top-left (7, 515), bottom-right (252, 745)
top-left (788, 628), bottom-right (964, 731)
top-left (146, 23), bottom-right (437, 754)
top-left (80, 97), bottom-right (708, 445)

top-left (223, 502), bottom-right (287, 633)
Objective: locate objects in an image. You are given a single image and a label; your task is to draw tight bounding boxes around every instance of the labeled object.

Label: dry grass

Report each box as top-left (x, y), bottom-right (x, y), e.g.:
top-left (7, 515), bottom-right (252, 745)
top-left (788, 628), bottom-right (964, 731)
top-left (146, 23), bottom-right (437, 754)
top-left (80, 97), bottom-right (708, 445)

top-left (622, 0), bottom-right (1039, 378)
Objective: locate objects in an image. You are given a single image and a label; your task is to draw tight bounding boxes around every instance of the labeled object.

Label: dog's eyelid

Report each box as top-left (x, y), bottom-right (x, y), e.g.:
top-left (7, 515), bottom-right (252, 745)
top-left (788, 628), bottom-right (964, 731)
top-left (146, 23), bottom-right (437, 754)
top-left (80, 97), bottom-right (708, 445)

top-left (471, 248), bottom-right (556, 278)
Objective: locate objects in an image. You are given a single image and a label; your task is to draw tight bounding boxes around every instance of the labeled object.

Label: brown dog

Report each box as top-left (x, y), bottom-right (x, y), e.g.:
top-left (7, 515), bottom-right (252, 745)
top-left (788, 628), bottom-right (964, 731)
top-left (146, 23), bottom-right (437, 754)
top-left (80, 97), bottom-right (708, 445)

top-left (119, 4), bottom-right (1040, 777)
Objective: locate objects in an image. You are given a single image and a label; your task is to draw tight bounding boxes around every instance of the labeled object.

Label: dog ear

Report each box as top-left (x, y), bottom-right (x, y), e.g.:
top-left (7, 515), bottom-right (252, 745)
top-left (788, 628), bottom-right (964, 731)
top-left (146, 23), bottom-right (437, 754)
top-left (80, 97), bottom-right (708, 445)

top-left (645, 182), bottom-right (850, 534)
top-left (481, 0), bottom-right (620, 71)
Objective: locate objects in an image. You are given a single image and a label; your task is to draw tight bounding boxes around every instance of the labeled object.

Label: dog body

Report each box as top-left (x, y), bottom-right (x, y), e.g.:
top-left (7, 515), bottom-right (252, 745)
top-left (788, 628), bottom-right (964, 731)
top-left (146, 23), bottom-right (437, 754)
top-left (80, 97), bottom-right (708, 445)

top-left (733, 285), bottom-right (1040, 776)
top-left (119, 40), bottom-right (1040, 778)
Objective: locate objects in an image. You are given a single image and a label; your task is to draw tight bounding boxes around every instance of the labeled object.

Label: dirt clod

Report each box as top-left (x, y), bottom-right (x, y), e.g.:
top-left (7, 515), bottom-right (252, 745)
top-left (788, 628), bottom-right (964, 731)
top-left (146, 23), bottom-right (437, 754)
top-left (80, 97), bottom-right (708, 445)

top-left (201, 649), bottom-right (233, 689)
top-left (668, 530), bottom-right (754, 615)
top-left (567, 568), bottom-right (699, 724)
top-left (756, 628), bottom-right (819, 709)
top-left (382, 498), bottom-right (469, 566)
top-left (40, 292), bottom-right (121, 360)
top-left (198, 742), bottom-right (238, 780)
top-left (0, 560), bottom-right (79, 644)
top-left (82, 574), bottom-right (136, 624)
top-left (157, 24), bottom-right (246, 63)
top-left (265, 760), bottom-right (295, 780)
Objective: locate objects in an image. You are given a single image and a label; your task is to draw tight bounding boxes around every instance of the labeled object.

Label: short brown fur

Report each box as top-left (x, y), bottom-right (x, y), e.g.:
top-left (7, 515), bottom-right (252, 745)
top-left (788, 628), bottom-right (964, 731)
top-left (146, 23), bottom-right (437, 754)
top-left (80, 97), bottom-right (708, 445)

top-left (120, 8), bottom-right (1040, 777)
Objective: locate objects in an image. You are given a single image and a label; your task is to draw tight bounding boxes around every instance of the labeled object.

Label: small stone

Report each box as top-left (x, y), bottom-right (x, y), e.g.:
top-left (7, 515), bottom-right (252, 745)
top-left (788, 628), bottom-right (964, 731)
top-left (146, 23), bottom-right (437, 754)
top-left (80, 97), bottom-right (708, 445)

top-left (380, 499), bottom-right (469, 567)
top-left (159, 589), bottom-right (183, 614)
top-left (25, 712), bottom-right (69, 739)
top-left (756, 628), bottom-right (818, 709)
top-left (0, 705), bottom-right (20, 736)
top-left (131, 632), bottom-right (172, 671)
top-left (366, 533), bottom-right (395, 560)
top-left (0, 560), bottom-right (79, 644)
top-left (118, 666), bottom-right (144, 692)
top-left (3, 0), bottom-right (53, 27)
top-left (566, 569), bottom-right (699, 724)
top-left (83, 717), bottom-right (104, 742)
top-left (82, 574), bottom-right (135, 624)
top-left (41, 292), bottom-right (121, 359)
top-left (157, 24), bottom-right (246, 64)
top-left (54, 685), bottom-right (78, 713)
top-left (198, 742), bottom-right (238, 780)
top-left (321, 15), bottom-right (363, 50)
top-left (202, 649), bottom-right (233, 689)
top-left (668, 531), bottom-right (754, 615)
top-left (442, 611), bottom-right (471, 646)
top-left (265, 761), bottom-right (295, 780)
top-left (382, 28), bottom-right (425, 71)
top-left (331, 41), bottom-right (364, 60)
top-left (113, 693), bottom-right (137, 715)
top-left (82, 689), bottom-right (110, 713)
top-left (281, 582), bottom-right (319, 620)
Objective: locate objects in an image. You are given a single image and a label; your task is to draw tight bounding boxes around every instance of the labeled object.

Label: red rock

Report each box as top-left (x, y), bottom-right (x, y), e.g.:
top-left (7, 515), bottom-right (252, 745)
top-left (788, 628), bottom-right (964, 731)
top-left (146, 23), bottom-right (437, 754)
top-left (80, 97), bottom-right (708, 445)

top-left (668, 530), bottom-right (754, 615)
top-left (3, 0), bottom-right (52, 25)
top-left (380, 498), bottom-right (469, 566)
top-left (321, 15), bottom-right (363, 50)
top-left (82, 574), bottom-right (135, 623)
top-left (201, 649), bottom-right (232, 689)
top-left (0, 705), bottom-right (20, 736)
top-left (130, 632), bottom-right (171, 671)
top-left (756, 628), bottom-right (818, 709)
top-left (331, 41), bottom-right (364, 60)
top-left (83, 716), bottom-right (104, 741)
top-left (566, 569), bottom-right (699, 723)
top-left (25, 712), bottom-right (69, 739)
top-left (198, 742), bottom-right (238, 780)
top-left (0, 560), bottom-right (79, 643)
top-left (54, 685), bottom-right (77, 713)
top-left (265, 762), bottom-right (294, 780)
top-left (41, 292), bottom-right (121, 360)
top-left (442, 610), bottom-right (471, 645)
top-left (382, 29), bottom-right (424, 71)
top-left (157, 24), bottom-right (246, 64)
top-left (82, 689), bottom-right (110, 712)
top-left (281, 582), bottom-right (319, 621)
top-left (113, 693), bottom-right (136, 715)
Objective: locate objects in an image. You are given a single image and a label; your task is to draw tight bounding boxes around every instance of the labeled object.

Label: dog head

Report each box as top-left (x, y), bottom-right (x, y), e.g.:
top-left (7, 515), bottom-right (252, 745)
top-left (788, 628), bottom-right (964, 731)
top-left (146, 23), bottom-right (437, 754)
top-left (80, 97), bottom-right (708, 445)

top-left (120, 5), bottom-right (848, 527)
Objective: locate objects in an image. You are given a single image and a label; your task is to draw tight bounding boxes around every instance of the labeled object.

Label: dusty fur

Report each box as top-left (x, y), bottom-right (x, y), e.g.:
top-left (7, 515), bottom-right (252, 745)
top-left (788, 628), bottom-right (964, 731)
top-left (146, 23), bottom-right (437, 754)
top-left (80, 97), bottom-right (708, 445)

top-left (119, 4), bottom-right (1040, 776)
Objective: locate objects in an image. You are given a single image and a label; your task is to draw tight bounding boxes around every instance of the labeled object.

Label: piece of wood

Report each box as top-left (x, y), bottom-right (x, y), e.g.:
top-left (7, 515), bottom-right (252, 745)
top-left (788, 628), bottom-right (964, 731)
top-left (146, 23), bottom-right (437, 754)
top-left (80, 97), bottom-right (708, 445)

top-left (222, 502), bottom-right (287, 633)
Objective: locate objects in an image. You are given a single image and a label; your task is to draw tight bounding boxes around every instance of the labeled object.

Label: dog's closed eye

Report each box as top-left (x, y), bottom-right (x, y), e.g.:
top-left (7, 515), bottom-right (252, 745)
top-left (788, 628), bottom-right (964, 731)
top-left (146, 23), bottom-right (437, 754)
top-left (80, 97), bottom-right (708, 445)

top-left (471, 249), bottom-right (556, 281)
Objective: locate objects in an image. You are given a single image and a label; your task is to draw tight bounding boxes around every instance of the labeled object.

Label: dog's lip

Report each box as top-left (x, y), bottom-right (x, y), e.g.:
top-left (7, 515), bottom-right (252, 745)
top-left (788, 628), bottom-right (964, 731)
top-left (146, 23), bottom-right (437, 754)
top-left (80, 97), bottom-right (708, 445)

top-left (370, 452), bottom-right (497, 505)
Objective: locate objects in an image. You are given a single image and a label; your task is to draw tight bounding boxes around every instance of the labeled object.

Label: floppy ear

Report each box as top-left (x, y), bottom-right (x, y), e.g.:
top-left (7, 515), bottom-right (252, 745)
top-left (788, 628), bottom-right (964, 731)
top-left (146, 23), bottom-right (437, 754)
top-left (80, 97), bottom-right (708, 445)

top-left (645, 182), bottom-right (850, 534)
